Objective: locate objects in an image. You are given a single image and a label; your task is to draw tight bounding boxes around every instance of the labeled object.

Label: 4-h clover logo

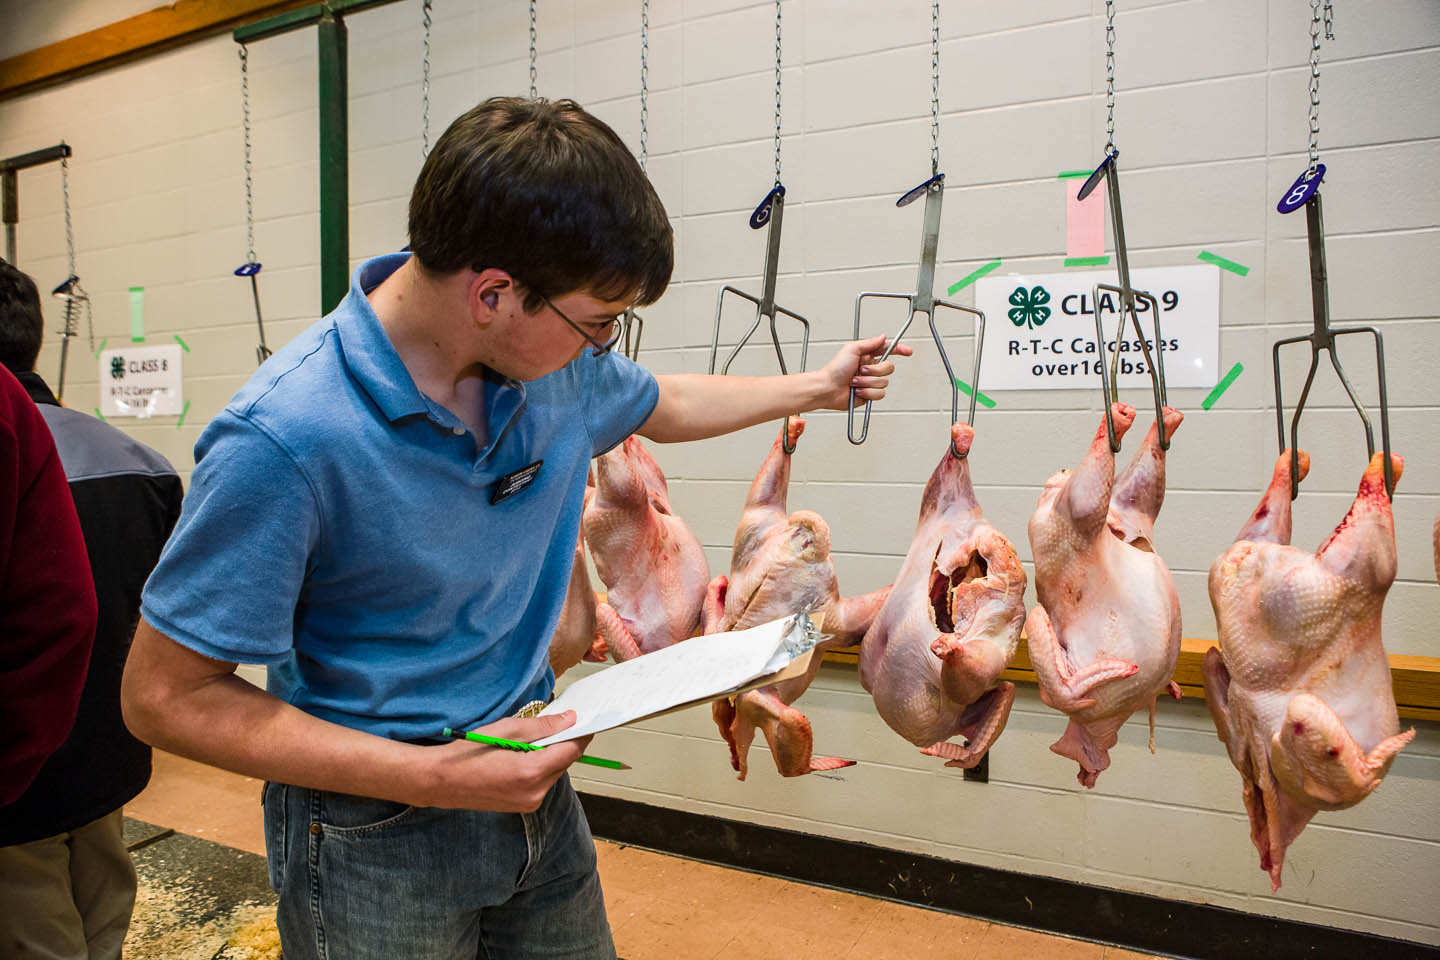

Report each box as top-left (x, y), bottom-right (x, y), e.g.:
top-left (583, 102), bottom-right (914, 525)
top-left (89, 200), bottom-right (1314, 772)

top-left (1008, 285), bottom-right (1051, 330)
top-left (110, 356), bottom-right (125, 380)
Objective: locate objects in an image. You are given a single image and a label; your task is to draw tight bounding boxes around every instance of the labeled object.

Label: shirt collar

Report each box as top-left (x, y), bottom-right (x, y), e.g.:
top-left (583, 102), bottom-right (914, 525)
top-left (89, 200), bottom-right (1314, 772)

top-left (335, 253), bottom-right (434, 424)
top-left (15, 370), bottom-right (59, 407)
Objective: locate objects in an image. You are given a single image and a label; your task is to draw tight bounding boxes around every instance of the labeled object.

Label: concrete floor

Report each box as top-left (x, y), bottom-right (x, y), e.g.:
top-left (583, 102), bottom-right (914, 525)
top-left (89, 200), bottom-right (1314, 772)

top-left (125, 751), bottom-right (1166, 959)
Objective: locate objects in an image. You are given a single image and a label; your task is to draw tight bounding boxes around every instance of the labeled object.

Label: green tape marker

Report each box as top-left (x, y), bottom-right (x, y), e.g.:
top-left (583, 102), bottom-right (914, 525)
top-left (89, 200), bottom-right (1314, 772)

top-left (1064, 255), bottom-right (1110, 267)
top-left (128, 286), bottom-right (145, 342)
top-left (1057, 170), bottom-right (1090, 179)
top-left (1202, 362), bottom-right (1244, 411)
top-left (174, 334), bottom-right (190, 352)
top-left (955, 378), bottom-right (997, 409)
top-left (93, 407), bottom-right (105, 422)
top-left (94, 336), bottom-right (107, 359)
top-left (947, 259), bottom-right (1002, 296)
top-left (176, 400), bottom-right (191, 429)
top-left (1197, 250), bottom-right (1250, 277)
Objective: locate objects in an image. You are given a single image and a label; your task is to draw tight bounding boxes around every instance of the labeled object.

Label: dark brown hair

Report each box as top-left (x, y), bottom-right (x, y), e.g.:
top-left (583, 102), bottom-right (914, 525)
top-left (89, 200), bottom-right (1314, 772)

top-left (0, 259), bottom-right (43, 374)
top-left (408, 97), bottom-right (673, 311)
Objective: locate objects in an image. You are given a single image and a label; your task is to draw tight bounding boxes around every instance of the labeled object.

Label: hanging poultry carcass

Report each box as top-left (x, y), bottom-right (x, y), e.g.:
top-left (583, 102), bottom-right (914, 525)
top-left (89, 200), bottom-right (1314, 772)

top-left (1204, 449), bottom-right (1415, 891)
top-left (705, 418), bottom-right (889, 779)
top-left (582, 436), bottom-right (710, 662)
top-left (1026, 402), bottom-right (1184, 788)
top-left (859, 422), bottom-right (1025, 768)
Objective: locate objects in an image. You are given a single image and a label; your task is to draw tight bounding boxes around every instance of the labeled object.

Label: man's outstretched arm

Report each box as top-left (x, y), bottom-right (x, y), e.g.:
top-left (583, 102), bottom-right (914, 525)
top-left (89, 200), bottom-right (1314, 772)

top-left (638, 334), bottom-right (911, 444)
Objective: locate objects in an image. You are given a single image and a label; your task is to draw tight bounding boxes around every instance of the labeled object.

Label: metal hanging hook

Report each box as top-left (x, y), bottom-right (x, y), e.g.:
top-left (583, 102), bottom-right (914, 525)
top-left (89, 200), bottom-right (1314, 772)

top-left (52, 147), bottom-right (94, 402)
top-left (709, 1), bottom-right (810, 454)
top-left (710, 186), bottom-right (811, 454)
top-left (849, 2), bottom-right (981, 460)
top-left (1271, 6), bottom-right (1392, 501)
top-left (848, 175), bottom-right (983, 460)
top-left (1075, 1), bottom-right (1169, 454)
top-left (236, 42), bottom-right (271, 365)
top-left (1272, 194), bottom-right (1394, 502)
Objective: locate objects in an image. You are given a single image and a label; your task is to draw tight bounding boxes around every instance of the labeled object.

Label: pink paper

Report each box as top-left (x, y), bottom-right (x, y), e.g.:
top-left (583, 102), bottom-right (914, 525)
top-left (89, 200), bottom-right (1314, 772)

top-left (1066, 179), bottom-right (1106, 258)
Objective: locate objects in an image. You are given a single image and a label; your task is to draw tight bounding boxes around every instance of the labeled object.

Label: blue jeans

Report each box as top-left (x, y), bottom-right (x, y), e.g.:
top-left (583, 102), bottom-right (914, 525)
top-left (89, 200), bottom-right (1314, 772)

top-left (262, 774), bottom-right (615, 960)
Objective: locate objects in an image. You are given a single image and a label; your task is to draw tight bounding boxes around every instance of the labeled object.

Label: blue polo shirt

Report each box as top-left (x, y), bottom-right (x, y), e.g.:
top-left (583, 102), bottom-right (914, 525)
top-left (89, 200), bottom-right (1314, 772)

top-left (140, 253), bottom-right (659, 740)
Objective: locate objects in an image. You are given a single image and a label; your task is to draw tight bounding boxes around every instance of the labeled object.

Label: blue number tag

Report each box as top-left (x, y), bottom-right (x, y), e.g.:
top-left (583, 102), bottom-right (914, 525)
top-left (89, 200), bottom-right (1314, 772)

top-left (1076, 150), bottom-right (1116, 203)
top-left (1276, 163), bottom-right (1324, 214)
top-left (896, 173), bottom-right (944, 208)
top-left (234, 262), bottom-right (263, 277)
top-left (749, 185), bottom-right (786, 229)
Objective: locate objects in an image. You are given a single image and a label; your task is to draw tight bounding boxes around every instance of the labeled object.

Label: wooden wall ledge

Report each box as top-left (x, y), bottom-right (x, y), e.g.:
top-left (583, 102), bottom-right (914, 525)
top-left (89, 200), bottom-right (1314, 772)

top-left (0, 0), bottom-right (321, 100)
top-left (824, 639), bottom-right (1440, 723)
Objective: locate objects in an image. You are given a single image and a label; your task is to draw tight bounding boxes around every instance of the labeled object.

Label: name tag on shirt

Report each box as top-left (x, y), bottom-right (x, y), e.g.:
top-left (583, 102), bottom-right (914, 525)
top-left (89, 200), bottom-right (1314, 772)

top-left (491, 460), bottom-right (543, 505)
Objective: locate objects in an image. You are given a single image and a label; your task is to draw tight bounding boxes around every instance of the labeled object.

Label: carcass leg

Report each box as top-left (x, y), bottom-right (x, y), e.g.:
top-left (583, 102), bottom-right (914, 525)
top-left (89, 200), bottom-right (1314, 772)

top-left (1201, 647), bottom-right (1248, 772)
top-left (1024, 605), bottom-right (1139, 712)
top-left (1061, 402), bottom-right (1136, 537)
top-left (921, 682), bottom-right (1016, 769)
top-left (1234, 450), bottom-right (1309, 545)
top-left (594, 602), bottom-right (643, 662)
top-left (734, 686), bottom-right (854, 778)
top-left (701, 575), bottom-right (728, 635)
top-left (1110, 407), bottom-right (1184, 541)
top-left (1270, 692), bottom-right (1416, 811)
top-left (826, 586), bottom-right (891, 647)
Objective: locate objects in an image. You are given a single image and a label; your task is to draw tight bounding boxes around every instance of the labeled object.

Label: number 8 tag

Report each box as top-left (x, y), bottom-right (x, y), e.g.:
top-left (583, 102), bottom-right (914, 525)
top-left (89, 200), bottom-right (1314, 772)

top-left (1277, 163), bottom-right (1325, 214)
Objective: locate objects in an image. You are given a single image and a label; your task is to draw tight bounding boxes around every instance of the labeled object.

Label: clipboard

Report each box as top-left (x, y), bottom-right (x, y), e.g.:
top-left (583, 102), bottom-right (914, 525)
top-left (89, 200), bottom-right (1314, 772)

top-left (533, 612), bottom-right (826, 746)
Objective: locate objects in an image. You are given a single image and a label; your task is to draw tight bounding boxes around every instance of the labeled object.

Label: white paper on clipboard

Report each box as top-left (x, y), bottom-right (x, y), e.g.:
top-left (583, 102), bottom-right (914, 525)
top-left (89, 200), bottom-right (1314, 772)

top-left (532, 613), bottom-right (823, 746)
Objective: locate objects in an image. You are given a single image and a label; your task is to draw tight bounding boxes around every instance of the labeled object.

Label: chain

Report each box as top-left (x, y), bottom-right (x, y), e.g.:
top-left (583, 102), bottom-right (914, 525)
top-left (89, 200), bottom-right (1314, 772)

top-left (58, 150), bottom-right (92, 349)
top-left (1104, 0), bottom-right (1116, 153)
top-left (421, 0), bottom-right (432, 158)
top-left (61, 153), bottom-right (75, 281)
top-left (639, 0), bottom-right (649, 171)
top-left (772, 0), bottom-right (782, 184)
top-left (529, 0), bottom-right (538, 98)
top-left (238, 44), bottom-right (256, 264)
top-left (1307, 0), bottom-right (1335, 175)
top-left (930, 0), bottom-right (940, 175)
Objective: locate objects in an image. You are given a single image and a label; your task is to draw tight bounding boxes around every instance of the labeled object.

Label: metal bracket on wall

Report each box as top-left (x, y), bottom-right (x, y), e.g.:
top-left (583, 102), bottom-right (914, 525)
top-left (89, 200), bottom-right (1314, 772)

top-left (1, 143), bottom-right (71, 263)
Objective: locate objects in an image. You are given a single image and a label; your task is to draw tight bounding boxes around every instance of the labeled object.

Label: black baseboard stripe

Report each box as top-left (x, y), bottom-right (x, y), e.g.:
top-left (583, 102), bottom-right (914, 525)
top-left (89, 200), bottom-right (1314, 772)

top-left (577, 792), bottom-right (1437, 960)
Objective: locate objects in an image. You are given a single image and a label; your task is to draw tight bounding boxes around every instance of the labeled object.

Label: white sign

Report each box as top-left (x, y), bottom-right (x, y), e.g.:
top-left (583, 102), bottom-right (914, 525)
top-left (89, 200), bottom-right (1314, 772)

top-left (98, 344), bottom-right (184, 418)
top-left (974, 264), bottom-right (1219, 391)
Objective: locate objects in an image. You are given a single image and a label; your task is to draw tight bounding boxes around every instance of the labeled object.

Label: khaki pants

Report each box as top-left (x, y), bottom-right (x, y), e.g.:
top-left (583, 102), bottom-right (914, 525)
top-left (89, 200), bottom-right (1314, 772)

top-left (0, 809), bottom-right (136, 960)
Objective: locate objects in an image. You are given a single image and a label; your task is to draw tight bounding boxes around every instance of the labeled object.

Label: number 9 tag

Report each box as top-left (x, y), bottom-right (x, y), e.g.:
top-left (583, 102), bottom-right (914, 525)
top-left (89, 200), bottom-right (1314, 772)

top-left (1277, 163), bottom-right (1325, 214)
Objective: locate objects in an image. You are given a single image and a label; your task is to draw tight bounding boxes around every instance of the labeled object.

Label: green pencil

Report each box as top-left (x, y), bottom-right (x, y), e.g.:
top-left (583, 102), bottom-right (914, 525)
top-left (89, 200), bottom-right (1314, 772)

top-left (441, 728), bottom-right (629, 770)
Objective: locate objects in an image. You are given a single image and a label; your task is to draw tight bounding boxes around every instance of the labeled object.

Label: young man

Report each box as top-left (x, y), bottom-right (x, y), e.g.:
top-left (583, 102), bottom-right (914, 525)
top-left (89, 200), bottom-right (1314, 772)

top-left (0, 259), bottom-right (183, 960)
top-left (123, 98), bottom-right (909, 960)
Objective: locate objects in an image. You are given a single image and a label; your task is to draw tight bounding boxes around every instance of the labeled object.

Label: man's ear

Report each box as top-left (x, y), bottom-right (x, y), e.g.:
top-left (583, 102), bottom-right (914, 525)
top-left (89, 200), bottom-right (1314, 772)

top-left (470, 269), bottom-right (516, 321)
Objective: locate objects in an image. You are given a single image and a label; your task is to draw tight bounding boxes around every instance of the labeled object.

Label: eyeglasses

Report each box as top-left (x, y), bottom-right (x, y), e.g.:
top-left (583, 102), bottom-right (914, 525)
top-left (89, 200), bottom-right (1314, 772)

top-left (539, 293), bottom-right (626, 357)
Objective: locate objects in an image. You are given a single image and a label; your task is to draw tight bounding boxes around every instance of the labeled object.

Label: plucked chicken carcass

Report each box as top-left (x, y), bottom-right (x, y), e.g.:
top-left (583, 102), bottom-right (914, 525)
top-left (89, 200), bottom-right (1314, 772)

top-left (582, 436), bottom-right (710, 661)
top-left (860, 422), bottom-right (1025, 768)
top-left (1204, 449), bottom-right (1415, 891)
top-left (1026, 402), bottom-right (1184, 788)
top-left (705, 418), bottom-right (889, 779)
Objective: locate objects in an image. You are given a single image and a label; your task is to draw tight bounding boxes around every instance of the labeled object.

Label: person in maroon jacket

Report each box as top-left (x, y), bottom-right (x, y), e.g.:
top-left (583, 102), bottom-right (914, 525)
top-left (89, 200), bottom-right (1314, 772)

top-left (0, 361), bottom-right (97, 795)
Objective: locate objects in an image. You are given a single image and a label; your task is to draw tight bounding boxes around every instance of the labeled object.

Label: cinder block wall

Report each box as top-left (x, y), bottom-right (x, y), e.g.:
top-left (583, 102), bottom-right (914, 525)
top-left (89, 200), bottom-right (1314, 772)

top-left (3, 0), bottom-right (1436, 944)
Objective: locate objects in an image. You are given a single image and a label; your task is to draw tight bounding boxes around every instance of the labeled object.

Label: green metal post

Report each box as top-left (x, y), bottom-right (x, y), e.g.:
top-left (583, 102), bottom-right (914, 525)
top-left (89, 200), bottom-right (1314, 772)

top-left (317, 9), bottom-right (349, 314)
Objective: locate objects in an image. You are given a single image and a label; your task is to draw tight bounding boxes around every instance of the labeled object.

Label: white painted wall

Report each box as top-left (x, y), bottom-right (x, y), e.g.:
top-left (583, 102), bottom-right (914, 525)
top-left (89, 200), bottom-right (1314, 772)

top-left (3, 0), bottom-right (1437, 945)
